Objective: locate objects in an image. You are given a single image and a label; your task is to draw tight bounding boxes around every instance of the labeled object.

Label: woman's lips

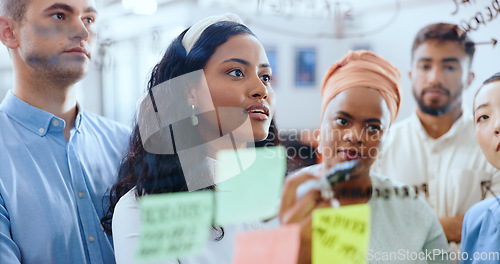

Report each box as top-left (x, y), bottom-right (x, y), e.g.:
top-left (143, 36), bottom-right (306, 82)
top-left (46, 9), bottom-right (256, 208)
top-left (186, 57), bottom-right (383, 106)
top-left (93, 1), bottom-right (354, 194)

top-left (245, 103), bottom-right (270, 121)
top-left (338, 149), bottom-right (362, 161)
top-left (248, 112), bottom-right (268, 121)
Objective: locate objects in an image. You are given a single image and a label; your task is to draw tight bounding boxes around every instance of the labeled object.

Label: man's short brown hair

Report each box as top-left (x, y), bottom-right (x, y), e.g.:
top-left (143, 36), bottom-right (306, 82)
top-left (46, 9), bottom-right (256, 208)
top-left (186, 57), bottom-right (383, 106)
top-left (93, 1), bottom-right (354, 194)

top-left (0, 0), bottom-right (30, 22)
top-left (411, 23), bottom-right (475, 62)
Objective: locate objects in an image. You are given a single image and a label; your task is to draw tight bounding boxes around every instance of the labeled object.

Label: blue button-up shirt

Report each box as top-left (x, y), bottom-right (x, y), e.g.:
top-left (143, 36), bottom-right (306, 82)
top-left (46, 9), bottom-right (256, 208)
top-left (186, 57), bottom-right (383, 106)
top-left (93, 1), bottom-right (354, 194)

top-left (461, 197), bottom-right (500, 264)
top-left (0, 91), bottom-right (130, 264)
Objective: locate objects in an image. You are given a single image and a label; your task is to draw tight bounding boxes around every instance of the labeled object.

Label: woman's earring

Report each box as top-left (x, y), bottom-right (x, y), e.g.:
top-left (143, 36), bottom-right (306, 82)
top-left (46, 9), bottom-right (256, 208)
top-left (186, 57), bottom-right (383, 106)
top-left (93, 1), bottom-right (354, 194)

top-left (191, 105), bottom-right (198, 126)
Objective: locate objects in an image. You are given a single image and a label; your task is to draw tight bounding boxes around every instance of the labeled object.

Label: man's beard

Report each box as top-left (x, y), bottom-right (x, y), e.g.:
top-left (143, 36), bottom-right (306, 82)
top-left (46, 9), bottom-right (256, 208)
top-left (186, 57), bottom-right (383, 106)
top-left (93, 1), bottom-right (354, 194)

top-left (413, 85), bottom-right (461, 116)
top-left (26, 52), bottom-right (88, 86)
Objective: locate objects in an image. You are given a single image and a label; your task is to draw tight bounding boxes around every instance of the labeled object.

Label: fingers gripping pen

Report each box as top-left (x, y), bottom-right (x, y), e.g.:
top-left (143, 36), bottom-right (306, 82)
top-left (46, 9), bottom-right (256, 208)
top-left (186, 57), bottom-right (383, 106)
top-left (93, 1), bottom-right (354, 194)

top-left (295, 160), bottom-right (359, 208)
top-left (319, 160), bottom-right (360, 208)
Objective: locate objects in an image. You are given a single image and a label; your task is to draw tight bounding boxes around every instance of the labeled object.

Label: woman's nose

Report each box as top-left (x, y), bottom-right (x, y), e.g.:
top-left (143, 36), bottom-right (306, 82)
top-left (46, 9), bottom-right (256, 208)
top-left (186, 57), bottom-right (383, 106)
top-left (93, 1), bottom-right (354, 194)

top-left (248, 76), bottom-right (268, 100)
top-left (343, 128), bottom-right (362, 144)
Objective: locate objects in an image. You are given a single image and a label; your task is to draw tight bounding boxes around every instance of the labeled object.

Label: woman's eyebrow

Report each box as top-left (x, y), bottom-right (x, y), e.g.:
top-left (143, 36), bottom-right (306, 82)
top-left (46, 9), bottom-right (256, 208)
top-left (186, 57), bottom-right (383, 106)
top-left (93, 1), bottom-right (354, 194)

top-left (475, 103), bottom-right (490, 112)
top-left (221, 58), bottom-right (249, 66)
top-left (364, 118), bottom-right (381, 123)
top-left (336, 111), bottom-right (353, 119)
top-left (221, 58), bottom-right (270, 69)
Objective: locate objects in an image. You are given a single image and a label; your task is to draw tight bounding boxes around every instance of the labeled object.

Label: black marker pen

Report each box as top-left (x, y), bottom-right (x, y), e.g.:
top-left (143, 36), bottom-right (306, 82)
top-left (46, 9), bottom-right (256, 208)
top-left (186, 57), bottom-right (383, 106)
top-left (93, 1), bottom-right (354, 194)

top-left (319, 160), bottom-right (360, 207)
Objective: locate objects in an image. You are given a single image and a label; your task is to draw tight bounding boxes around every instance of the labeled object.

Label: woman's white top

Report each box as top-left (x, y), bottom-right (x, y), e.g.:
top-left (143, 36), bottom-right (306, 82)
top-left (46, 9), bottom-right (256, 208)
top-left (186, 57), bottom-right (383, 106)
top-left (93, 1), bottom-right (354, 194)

top-left (112, 188), bottom-right (279, 264)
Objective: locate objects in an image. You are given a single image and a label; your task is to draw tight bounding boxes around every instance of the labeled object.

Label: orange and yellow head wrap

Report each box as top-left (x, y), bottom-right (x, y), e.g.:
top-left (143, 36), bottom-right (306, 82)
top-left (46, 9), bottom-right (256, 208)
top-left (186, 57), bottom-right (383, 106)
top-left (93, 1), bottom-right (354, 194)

top-left (320, 50), bottom-right (402, 124)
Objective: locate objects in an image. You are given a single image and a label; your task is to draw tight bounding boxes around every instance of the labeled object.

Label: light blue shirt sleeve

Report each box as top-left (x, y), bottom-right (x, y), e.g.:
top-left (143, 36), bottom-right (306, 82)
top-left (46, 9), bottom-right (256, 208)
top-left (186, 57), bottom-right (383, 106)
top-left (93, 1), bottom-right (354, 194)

top-left (0, 191), bottom-right (22, 262)
top-left (460, 197), bottom-right (500, 264)
top-left (0, 91), bottom-right (130, 264)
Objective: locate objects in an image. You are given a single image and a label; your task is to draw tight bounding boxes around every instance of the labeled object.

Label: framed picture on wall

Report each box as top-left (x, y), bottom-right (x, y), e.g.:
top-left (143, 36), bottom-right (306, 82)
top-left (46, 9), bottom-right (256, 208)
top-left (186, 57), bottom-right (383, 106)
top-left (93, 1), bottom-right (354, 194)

top-left (264, 46), bottom-right (278, 87)
top-left (294, 47), bottom-right (316, 87)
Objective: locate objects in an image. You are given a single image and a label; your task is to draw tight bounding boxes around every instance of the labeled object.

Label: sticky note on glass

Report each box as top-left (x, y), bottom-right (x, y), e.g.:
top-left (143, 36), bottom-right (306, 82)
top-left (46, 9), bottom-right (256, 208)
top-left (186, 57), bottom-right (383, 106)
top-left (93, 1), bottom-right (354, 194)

top-left (215, 146), bottom-right (286, 226)
top-left (135, 190), bottom-right (214, 262)
top-left (312, 204), bottom-right (371, 264)
top-left (233, 224), bottom-right (301, 264)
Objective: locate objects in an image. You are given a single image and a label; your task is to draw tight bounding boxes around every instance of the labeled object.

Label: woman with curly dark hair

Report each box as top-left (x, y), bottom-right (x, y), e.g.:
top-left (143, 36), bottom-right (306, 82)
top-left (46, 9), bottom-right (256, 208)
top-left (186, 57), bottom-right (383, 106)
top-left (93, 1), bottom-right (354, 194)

top-left (102, 13), bottom-right (279, 264)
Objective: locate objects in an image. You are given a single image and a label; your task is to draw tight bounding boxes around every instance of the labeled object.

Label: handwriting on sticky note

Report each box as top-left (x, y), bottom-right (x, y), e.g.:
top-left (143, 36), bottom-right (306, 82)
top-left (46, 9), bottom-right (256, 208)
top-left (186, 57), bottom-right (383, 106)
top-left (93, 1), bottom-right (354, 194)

top-left (135, 190), bottom-right (214, 262)
top-left (233, 224), bottom-right (301, 264)
top-left (215, 146), bottom-right (286, 226)
top-left (312, 204), bottom-right (371, 264)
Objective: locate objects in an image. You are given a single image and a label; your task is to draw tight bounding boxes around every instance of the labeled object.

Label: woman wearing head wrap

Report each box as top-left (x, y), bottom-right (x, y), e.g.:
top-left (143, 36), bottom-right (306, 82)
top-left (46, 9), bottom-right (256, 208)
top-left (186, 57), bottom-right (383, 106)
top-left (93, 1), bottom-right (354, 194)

top-left (279, 50), bottom-right (450, 263)
top-left (103, 14), bottom-right (279, 264)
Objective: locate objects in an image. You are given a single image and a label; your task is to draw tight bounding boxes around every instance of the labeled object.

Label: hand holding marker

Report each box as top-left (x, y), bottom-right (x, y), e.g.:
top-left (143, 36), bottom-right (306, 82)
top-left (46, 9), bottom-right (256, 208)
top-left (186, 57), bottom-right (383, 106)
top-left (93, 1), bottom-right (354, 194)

top-left (295, 160), bottom-right (359, 208)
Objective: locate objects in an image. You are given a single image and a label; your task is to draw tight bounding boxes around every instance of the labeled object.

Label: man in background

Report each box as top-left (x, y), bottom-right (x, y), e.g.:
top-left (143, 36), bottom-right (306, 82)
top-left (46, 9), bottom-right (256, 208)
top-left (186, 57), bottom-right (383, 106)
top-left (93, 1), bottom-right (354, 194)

top-left (0, 0), bottom-right (129, 263)
top-left (373, 22), bottom-right (498, 254)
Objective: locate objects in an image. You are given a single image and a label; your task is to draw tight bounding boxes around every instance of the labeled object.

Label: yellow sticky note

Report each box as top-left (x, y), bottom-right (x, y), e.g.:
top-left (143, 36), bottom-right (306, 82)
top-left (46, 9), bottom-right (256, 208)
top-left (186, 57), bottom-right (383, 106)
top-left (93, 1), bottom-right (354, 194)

top-left (134, 190), bottom-right (214, 262)
top-left (215, 146), bottom-right (286, 226)
top-left (312, 204), bottom-right (371, 264)
top-left (233, 224), bottom-right (301, 264)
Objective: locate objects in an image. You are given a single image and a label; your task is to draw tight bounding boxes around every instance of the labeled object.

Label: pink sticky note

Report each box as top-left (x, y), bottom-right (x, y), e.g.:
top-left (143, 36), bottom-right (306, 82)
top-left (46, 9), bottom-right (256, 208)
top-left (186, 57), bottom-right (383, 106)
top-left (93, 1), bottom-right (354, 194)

top-left (233, 224), bottom-right (301, 264)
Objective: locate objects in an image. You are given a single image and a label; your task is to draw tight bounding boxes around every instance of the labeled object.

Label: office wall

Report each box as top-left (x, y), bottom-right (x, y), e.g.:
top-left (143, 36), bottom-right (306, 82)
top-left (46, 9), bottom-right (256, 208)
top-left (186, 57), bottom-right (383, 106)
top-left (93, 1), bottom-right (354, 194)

top-left (1, 0), bottom-right (498, 131)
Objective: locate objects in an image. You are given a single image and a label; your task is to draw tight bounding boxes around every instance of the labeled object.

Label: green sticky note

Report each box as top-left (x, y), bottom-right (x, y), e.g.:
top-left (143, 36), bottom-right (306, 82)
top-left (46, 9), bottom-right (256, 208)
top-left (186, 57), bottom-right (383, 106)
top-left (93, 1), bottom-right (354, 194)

top-left (135, 190), bottom-right (214, 262)
top-left (312, 204), bottom-right (371, 264)
top-left (215, 146), bottom-right (286, 226)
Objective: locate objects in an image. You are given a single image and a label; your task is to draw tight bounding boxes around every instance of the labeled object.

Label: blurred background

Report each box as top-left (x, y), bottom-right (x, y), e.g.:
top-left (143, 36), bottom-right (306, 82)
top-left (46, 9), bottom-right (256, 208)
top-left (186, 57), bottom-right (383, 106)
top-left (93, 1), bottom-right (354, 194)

top-left (0, 0), bottom-right (498, 131)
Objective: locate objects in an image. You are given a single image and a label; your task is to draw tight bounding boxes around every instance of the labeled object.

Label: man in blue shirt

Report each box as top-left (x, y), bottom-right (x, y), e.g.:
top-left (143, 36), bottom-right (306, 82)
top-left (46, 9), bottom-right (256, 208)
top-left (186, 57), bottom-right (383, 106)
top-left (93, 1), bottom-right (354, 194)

top-left (0, 0), bottom-right (130, 263)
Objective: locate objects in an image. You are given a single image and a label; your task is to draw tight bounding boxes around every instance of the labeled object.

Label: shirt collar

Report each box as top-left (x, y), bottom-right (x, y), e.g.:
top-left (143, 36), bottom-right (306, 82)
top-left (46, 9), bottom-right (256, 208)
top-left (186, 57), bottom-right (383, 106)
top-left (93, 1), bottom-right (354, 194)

top-left (440, 111), bottom-right (469, 140)
top-left (412, 111), bottom-right (469, 141)
top-left (0, 90), bottom-right (83, 136)
top-left (74, 103), bottom-right (83, 132)
top-left (411, 113), bottom-right (428, 140)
